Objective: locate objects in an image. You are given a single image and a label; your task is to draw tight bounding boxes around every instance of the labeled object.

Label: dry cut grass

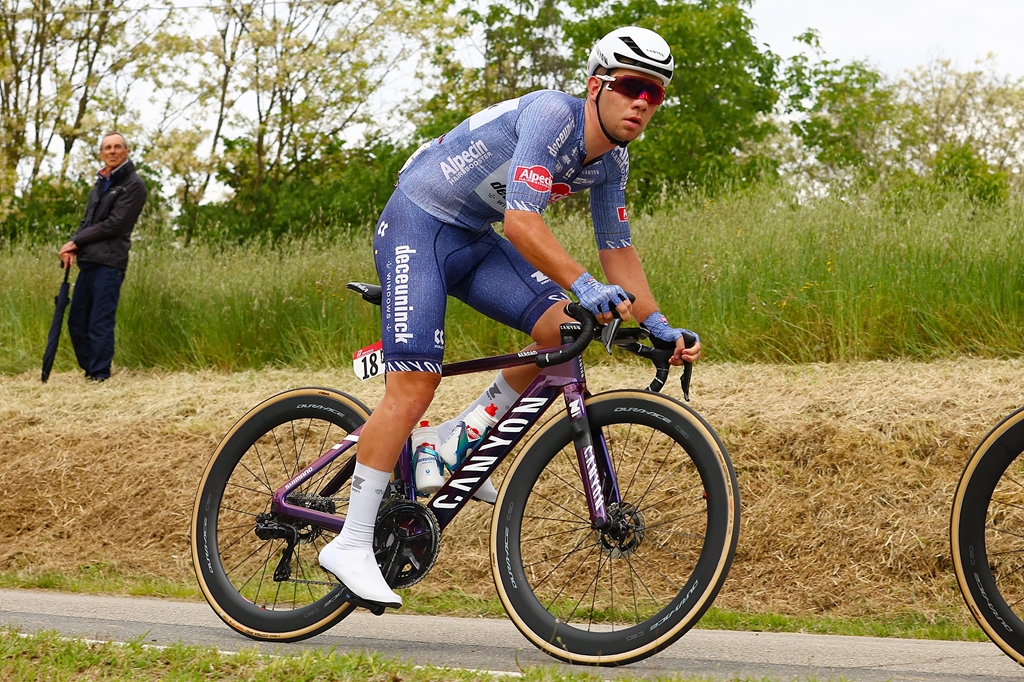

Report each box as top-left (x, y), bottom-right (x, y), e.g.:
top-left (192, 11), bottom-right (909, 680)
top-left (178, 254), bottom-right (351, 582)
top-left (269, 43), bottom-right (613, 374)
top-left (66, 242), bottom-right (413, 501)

top-left (2, 359), bottom-right (1022, 622)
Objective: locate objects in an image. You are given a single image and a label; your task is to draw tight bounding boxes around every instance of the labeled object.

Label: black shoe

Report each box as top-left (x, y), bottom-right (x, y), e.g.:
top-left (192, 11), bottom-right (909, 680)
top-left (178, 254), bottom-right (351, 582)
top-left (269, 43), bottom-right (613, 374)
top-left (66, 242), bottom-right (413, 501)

top-left (86, 375), bottom-right (107, 382)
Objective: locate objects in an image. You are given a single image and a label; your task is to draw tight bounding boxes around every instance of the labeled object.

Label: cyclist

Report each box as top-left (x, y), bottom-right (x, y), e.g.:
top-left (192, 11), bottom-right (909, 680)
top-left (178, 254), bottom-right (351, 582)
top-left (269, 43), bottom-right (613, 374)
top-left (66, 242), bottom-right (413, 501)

top-left (320, 25), bottom-right (702, 607)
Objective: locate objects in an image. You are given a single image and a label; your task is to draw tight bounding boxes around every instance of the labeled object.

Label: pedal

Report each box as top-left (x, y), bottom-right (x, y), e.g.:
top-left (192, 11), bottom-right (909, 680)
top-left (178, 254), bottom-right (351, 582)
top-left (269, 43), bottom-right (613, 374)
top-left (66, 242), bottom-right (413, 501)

top-left (320, 567), bottom-right (395, 616)
top-left (339, 586), bottom-right (389, 616)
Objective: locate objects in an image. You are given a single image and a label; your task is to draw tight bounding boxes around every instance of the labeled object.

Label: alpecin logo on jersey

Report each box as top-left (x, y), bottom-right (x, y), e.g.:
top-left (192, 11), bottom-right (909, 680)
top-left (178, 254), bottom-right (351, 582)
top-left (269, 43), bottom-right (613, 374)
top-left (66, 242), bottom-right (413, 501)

top-left (617, 206), bottom-right (628, 222)
top-left (441, 139), bottom-right (491, 184)
top-left (513, 165), bottom-right (553, 192)
top-left (549, 183), bottom-right (573, 203)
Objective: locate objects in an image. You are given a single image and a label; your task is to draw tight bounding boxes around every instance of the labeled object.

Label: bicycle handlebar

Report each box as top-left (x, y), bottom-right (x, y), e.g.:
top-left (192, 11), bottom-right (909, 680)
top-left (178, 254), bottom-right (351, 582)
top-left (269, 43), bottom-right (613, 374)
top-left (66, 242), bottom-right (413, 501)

top-left (535, 302), bottom-right (595, 368)
top-left (535, 300), bottom-right (696, 401)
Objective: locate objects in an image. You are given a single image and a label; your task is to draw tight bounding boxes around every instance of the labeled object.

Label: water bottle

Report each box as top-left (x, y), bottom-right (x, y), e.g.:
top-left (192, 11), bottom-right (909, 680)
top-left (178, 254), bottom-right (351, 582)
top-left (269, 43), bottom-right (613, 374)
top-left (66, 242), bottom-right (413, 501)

top-left (438, 403), bottom-right (498, 471)
top-left (412, 420), bottom-right (444, 496)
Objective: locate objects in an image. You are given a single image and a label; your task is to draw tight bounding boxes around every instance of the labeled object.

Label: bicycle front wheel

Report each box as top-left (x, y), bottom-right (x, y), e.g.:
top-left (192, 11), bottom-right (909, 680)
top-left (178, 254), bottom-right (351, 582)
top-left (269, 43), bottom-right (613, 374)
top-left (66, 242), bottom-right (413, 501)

top-left (952, 405), bottom-right (1024, 665)
top-left (191, 387), bottom-right (370, 642)
top-left (492, 389), bottom-right (739, 666)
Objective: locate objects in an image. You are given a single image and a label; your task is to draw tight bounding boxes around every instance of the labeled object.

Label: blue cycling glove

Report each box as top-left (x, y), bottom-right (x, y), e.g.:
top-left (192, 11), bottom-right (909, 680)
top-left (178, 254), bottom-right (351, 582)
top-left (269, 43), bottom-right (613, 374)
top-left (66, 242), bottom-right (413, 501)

top-left (569, 272), bottom-right (628, 316)
top-left (641, 311), bottom-right (700, 347)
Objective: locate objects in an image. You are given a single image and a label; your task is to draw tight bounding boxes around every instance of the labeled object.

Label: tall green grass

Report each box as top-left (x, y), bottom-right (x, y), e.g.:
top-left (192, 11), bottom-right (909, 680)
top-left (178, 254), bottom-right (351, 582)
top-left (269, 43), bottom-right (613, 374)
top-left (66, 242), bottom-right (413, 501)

top-left (2, 183), bottom-right (1022, 374)
top-left (626, 184), bottom-right (1024, 362)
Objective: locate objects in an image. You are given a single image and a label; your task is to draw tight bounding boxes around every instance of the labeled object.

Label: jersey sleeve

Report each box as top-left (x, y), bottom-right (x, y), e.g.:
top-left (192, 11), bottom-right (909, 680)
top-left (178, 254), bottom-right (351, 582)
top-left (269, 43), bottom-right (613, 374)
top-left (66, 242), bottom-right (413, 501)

top-left (590, 147), bottom-right (633, 250)
top-left (503, 93), bottom-right (579, 214)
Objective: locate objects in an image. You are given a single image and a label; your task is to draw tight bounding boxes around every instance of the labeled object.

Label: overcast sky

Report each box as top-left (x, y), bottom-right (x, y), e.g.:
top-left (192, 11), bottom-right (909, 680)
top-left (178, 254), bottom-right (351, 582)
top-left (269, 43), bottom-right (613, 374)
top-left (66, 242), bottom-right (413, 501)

top-left (747, 0), bottom-right (1024, 78)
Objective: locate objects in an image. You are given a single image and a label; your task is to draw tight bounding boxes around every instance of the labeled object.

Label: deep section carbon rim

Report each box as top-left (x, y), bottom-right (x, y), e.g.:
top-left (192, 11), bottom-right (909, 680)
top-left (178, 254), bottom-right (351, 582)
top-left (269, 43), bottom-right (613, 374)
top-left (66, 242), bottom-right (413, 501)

top-left (493, 390), bottom-right (739, 665)
top-left (192, 387), bottom-right (369, 641)
top-left (952, 406), bottom-right (1024, 664)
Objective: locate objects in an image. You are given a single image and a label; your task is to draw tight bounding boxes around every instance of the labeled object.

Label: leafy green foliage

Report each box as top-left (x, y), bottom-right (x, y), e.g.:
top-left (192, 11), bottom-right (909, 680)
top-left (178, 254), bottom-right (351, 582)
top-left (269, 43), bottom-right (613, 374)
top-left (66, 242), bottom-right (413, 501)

top-left (782, 31), bottom-right (900, 180)
top-left (1, 178), bottom-right (90, 246)
top-left (1, 168), bottom-right (169, 247)
top-left (933, 142), bottom-right (1009, 205)
top-left (194, 138), bottom-right (414, 242)
top-left (415, 0), bottom-right (576, 140)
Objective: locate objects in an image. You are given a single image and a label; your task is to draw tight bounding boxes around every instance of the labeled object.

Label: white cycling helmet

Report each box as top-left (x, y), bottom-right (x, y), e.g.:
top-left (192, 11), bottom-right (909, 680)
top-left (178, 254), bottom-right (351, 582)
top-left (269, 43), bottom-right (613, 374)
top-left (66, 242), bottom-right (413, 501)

top-left (586, 26), bottom-right (674, 86)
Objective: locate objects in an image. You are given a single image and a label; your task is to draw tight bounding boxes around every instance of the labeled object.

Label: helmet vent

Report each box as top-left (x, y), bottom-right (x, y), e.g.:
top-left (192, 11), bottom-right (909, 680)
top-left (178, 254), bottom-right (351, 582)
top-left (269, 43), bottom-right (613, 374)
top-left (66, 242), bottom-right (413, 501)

top-left (618, 36), bottom-right (672, 64)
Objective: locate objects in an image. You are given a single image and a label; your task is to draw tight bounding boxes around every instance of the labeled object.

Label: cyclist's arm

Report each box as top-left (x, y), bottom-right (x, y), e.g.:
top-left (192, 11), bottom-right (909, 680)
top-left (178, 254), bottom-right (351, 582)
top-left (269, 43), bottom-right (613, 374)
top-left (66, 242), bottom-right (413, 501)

top-left (600, 245), bottom-right (701, 365)
top-left (598, 246), bottom-right (657, 320)
top-left (504, 209), bottom-right (631, 322)
top-left (503, 210), bottom-right (585, 289)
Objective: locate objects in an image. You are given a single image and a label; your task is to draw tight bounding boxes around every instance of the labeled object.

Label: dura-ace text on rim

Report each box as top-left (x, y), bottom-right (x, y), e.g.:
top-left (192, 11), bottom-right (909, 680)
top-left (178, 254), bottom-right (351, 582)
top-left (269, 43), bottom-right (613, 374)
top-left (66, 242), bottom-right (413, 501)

top-left (491, 390), bottom-right (739, 666)
top-left (952, 405), bottom-right (1024, 665)
top-left (190, 388), bottom-right (370, 642)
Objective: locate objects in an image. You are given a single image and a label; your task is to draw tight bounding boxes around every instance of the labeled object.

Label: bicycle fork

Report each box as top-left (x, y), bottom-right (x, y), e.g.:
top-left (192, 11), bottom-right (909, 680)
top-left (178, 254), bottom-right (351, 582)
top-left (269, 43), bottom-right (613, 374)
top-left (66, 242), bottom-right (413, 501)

top-left (562, 381), bottom-right (620, 529)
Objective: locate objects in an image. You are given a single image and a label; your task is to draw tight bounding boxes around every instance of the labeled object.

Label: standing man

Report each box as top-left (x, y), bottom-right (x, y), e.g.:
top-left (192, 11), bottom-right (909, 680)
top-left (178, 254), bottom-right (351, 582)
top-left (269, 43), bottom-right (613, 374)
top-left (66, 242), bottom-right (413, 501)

top-left (58, 132), bottom-right (147, 382)
top-left (319, 26), bottom-right (701, 607)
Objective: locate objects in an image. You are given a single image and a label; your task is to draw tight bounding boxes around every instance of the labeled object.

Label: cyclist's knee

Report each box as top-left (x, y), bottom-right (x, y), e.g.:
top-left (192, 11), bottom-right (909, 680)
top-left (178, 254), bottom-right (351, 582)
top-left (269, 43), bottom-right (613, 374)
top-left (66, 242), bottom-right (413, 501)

top-left (529, 301), bottom-right (573, 347)
top-left (380, 371), bottom-right (441, 419)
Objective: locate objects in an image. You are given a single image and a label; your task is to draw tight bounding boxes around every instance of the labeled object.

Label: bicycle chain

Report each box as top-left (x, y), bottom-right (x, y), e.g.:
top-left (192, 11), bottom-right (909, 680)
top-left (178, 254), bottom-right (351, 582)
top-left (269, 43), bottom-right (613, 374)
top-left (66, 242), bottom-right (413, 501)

top-left (285, 577), bottom-right (339, 587)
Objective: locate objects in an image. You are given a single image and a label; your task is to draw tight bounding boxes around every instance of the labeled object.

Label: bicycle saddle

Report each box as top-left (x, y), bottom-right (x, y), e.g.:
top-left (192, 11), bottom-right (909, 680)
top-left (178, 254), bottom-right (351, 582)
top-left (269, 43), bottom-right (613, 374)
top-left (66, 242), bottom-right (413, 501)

top-left (346, 282), bottom-right (382, 306)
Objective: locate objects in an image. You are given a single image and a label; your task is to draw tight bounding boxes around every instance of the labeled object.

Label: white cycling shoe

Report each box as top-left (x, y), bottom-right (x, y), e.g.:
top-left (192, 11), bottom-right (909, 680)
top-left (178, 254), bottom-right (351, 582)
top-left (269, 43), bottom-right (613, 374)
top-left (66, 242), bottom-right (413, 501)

top-left (472, 477), bottom-right (498, 504)
top-left (318, 544), bottom-right (402, 608)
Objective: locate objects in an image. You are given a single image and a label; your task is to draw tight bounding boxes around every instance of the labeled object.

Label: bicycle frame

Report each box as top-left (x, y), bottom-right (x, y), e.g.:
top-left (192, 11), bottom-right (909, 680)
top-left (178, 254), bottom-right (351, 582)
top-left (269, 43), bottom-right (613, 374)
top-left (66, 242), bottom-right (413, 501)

top-left (270, 340), bottom-right (618, 534)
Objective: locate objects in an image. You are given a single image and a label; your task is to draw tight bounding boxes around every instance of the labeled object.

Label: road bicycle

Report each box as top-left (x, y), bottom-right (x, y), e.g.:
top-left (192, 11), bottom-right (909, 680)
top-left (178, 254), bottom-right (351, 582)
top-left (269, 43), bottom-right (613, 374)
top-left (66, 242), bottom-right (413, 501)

top-left (191, 282), bottom-right (740, 666)
top-left (952, 405), bottom-right (1024, 666)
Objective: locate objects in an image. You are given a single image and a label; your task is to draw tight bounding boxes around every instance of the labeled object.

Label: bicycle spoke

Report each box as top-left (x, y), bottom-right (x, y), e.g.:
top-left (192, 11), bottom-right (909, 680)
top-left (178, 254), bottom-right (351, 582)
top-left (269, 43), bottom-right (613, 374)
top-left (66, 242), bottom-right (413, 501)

top-left (991, 496), bottom-right (1024, 514)
top-left (520, 522), bottom-right (591, 545)
top-left (562, 549), bottom-right (607, 627)
top-left (236, 459), bottom-right (274, 495)
top-left (523, 492), bottom-right (590, 526)
top-left (226, 480), bottom-right (274, 498)
top-left (988, 525), bottom-right (1024, 542)
top-left (617, 424), bottom-right (656, 502)
top-left (530, 531), bottom-right (595, 593)
top-left (543, 542), bottom-right (601, 615)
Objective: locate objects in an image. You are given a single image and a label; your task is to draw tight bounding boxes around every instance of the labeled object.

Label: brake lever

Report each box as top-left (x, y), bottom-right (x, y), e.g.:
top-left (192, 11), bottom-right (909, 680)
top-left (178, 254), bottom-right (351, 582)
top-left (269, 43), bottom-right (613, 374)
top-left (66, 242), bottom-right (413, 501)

top-left (679, 330), bottom-right (698, 402)
top-left (600, 316), bottom-right (621, 354)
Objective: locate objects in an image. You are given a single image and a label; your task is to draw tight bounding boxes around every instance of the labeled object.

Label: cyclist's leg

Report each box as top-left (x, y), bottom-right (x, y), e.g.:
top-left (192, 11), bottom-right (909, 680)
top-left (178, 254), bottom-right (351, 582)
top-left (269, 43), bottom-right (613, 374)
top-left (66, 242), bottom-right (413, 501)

top-left (320, 191), bottom-right (450, 605)
top-left (449, 229), bottom-right (569, 392)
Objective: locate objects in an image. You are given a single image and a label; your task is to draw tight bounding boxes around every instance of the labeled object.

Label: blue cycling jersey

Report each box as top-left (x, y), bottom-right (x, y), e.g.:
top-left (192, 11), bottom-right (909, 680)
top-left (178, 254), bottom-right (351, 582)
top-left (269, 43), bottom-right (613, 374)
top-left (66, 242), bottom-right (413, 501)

top-left (397, 90), bottom-right (634, 250)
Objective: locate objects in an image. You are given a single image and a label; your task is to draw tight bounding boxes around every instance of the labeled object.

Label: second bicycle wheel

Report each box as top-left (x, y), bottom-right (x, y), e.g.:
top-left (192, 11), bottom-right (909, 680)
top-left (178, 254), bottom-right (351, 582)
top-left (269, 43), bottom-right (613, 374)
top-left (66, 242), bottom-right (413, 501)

top-left (492, 389), bottom-right (739, 666)
top-left (952, 405), bottom-right (1024, 665)
top-left (191, 387), bottom-right (370, 641)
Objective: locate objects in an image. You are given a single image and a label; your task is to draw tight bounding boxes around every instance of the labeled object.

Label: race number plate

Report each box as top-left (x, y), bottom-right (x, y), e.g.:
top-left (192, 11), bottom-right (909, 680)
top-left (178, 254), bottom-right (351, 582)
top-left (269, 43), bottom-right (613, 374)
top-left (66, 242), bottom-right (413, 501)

top-left (353, 341), bottom-right (385, 381)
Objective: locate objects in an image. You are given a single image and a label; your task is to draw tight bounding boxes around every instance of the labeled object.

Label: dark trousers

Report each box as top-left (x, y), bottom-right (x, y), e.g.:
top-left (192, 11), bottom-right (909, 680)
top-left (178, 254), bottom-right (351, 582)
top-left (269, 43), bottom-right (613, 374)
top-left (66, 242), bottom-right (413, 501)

top-left (67, 261), bottom-right (125, 379)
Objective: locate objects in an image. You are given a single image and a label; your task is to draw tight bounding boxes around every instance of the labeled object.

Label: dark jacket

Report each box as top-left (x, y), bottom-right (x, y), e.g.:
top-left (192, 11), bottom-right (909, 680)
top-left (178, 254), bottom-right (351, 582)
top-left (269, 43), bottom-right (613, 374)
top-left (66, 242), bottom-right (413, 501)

top-left (73, 159), bottom-right (147, 271)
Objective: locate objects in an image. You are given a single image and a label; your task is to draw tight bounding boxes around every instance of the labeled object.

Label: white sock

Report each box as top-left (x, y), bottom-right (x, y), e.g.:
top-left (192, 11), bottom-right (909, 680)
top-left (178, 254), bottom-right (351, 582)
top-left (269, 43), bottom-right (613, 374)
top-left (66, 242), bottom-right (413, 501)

top-left (330, 462), bottom-right (391, 551)
top-left (437, 372), bottom-right (520, 442)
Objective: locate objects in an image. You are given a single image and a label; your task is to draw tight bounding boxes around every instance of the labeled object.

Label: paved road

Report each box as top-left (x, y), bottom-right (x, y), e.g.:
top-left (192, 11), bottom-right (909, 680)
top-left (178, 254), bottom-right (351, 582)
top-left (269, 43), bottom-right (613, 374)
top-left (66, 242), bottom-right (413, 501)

top-left (0, 589), bottom-right (1021, 681)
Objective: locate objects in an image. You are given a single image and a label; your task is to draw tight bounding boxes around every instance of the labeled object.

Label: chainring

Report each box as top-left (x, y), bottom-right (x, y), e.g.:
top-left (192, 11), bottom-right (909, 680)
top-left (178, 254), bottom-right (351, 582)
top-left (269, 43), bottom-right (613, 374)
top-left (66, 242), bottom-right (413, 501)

top-left (373, 498), bottom-right (441, 589)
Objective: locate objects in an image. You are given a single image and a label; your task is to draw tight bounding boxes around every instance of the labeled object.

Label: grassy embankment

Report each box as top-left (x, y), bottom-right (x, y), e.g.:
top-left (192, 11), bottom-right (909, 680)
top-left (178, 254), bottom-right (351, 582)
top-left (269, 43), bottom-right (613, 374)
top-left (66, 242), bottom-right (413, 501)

top-left (4, 360), bottom-right (1022, 643)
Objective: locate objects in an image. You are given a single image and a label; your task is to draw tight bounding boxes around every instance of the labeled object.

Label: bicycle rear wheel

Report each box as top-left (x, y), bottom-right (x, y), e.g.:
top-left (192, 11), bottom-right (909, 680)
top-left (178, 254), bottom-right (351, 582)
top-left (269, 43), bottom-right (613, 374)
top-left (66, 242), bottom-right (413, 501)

top-left (952, 405), bottom-right (1024, 665)
top-left (191, 387), bottom-right (370, 641)
top-left (492, 389), bottom-right (739, 666)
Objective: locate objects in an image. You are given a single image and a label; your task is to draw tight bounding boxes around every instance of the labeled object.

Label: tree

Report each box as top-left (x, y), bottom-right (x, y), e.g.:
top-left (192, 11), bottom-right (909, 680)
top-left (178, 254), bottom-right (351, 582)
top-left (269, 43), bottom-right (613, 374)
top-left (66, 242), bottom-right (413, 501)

top-left (900, 56), bottom-right (1024, 180)
top-left (145, 0), bottom-right (455, 241)
top-left (933, 142), bottom-right (1009, 205)
top-left (0, 0), bottom-right (170, 206)
top-left (414, 0), bottom-right (575, 140)
top-left (780, 30), bottom-right (900, 185)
